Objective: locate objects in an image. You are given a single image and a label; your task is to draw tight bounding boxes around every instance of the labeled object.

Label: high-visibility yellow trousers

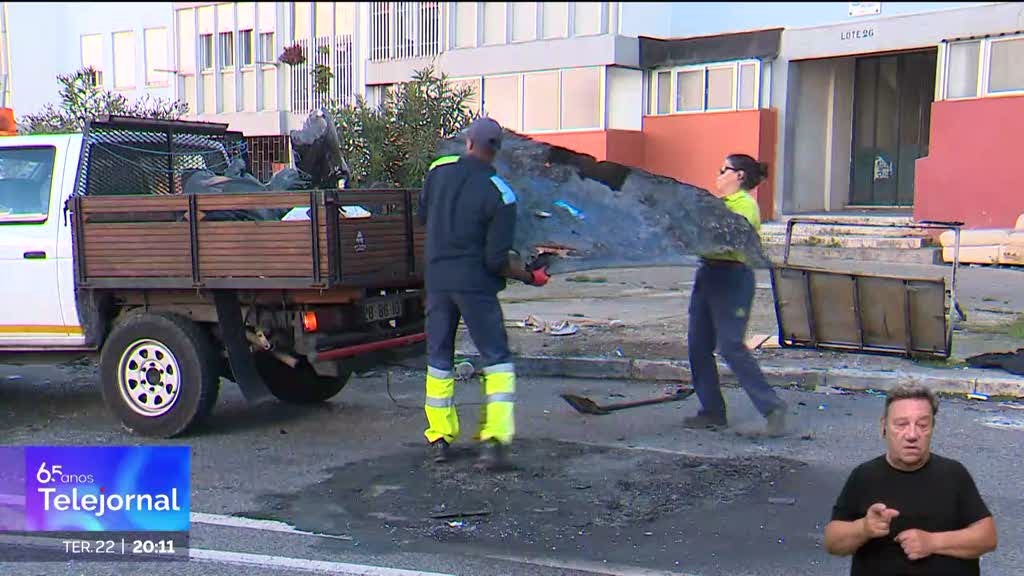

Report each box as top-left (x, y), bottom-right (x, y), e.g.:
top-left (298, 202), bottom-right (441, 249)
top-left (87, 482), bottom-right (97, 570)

top-left (424, 366), bottom-right (458, 444)
top-left (423, 362), bottom-right (516, 445)
top-left (478, 362), bottom-right (516, 445)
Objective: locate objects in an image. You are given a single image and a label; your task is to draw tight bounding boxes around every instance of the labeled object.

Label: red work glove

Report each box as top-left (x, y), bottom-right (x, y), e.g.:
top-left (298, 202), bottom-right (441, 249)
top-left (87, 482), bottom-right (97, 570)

top-left (529, 267), bottom-right (550, 286)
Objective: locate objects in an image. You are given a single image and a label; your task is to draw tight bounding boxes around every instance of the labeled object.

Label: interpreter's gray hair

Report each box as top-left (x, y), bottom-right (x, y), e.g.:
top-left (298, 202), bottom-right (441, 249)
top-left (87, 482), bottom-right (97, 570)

top-left (884, 384), bottom-right (939, 418)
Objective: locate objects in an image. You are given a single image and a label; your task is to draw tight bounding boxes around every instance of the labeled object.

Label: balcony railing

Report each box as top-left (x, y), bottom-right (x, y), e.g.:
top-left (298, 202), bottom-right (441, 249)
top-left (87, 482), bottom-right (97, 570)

top-left (289, 34), bottom-right (355, 114)
top-left (369, 1), bottom-right (442, 62)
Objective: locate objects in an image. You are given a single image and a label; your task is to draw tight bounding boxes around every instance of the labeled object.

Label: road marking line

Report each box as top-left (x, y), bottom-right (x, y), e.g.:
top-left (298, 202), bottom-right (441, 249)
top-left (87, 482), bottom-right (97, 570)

top-left (189, 548), bottom-right (454, 576)
top-left (191, 512), bottom-right (353, 541)
top-left (481, 552), bottom-right (700, 576)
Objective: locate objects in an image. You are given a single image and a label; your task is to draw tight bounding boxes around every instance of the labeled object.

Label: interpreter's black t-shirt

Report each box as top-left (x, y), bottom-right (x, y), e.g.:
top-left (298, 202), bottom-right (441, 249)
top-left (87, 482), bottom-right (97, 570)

top-left (831, 454), bottom-right (992, 576)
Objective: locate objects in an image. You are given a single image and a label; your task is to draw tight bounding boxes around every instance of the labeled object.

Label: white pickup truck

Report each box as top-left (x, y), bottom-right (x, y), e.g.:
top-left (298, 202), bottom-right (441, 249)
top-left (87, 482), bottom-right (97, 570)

top-left (0, 116), bottom-right (427, 437)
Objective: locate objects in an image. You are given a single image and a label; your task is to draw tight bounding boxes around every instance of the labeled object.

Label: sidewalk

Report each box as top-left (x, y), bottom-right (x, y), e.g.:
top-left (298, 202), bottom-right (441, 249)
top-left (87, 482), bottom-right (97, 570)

top-left (452, 262), bottom-right (1024, 398)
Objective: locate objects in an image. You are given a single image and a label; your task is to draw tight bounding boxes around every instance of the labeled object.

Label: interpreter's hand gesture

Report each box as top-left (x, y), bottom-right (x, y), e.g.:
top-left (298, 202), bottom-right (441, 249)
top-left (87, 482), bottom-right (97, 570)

top-left (895, 529), bottom-right (935, 561)
top-left (862, 503), bottom-right (900, 539)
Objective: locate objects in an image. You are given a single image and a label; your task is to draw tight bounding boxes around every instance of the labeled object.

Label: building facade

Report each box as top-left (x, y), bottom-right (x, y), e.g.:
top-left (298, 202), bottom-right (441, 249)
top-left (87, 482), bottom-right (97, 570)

top-left (4, 2), bottom-right (1021, 228)
top-left (6, 1), bottom-right (175, 115)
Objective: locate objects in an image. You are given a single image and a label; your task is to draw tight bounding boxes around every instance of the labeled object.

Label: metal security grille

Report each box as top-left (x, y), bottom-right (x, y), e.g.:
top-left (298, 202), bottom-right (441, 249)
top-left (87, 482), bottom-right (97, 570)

top-left (288, 34), bottom-right (356, 114)
top-left (369, 2), bottom-right (441, 62)
top-left (74, 116), bottom-right (245, 196)
top-left (245, 135), bottom-right (291, 183)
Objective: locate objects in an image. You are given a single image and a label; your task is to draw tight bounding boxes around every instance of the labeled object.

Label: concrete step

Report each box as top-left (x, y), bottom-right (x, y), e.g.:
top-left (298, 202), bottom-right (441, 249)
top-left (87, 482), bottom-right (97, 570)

top-left (777, 214), bottom-right (914, 226)
top-left (766, 245), bottom-right (943, 266)
top-left (760, 233), bottom-right (928, 249)
top-left (760, 223), bottom-right (935, 238)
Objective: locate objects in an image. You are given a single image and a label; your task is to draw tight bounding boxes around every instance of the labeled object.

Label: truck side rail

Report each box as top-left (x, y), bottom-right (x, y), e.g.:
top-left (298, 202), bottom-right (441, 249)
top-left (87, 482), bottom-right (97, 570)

top-left (69, 189), bottom-right (426, 291)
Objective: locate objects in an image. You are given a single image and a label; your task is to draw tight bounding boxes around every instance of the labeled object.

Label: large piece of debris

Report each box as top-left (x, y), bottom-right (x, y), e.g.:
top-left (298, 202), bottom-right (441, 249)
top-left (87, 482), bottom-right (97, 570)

top-left (436, 131), bottom-right (768, 273)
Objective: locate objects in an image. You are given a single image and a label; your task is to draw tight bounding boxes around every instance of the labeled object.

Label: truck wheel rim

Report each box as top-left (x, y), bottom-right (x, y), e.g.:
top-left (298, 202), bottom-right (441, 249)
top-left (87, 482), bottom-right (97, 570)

top-left (117, 339), bottom-right (182, 417)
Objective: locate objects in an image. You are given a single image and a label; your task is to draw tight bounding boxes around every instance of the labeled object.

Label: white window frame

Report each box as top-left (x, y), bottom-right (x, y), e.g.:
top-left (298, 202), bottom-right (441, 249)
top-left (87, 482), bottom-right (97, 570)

top-left (648, 59), bottom-right (762, 116)
top-left (475, 66), bottom-right (607, 134)
top-left (111, 30), bottom-right (136, 91)
top-left (938, 34), bottom-right (1024, 101)
top-left (144, 27), bottom-right (170, 88)
top-left (238, 29), bottom-right (255, 68)
top-left (447, 2), bottom-right (610, 50)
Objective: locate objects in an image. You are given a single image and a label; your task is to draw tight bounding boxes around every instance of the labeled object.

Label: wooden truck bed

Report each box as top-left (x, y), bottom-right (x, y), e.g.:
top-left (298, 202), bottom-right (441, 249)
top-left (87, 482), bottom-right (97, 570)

top-left (70, 189), bottom-right (426, 290)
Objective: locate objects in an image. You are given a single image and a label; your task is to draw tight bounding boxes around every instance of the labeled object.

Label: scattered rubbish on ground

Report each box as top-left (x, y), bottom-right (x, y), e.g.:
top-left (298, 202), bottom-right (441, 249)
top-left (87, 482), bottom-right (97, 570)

top-left (999, 402), bottom-right (1024, 411)
top-left (447, 521), bottom-right (464, 528)
top-left (561, 388), bottom-right (694, 416)
top-left (429, 505), bottom-right (492, 520)
top-left (967, 392), bottom-right (990, 401)
top-left (6, 375), bottom-right (22, 381)
top-left (980, 416), bottom-right (1024, 431)
top-left (865, 389), bottom-right (888, 398)
top-left (818, 404), bottom-right (827, 411)
top-left (614, 348), bottom-right (624, 357)
top-left (814, 385), bottom-right (852, 395)
top-left (548, 321), bottom-right (579, 336)
top-left (533, 210), bottom-right (552, 218)
top-left (533, 507), bottom-right (559, 513)
top-left (518, 315), bottom-right (580, 336)
top-left (768, 497), bottom-right (796, 506)
top-left (455, 361), bottom-right (475, 381)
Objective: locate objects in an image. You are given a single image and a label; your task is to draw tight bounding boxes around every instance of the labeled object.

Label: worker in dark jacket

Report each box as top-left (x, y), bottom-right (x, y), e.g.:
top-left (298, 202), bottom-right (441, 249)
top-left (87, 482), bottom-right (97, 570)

top-left (418, 117), bottom-right (550, 469)
top-left (684, 153), bottom-right (787, 436)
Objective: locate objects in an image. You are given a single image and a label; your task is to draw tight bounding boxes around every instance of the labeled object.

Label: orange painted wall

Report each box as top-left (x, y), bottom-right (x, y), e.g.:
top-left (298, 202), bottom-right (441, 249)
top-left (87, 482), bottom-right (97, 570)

top-left (525, 110), bottom-right (777, 220)
top-left (915, 96), bottom-right (1024, 229)
top-left (529, 131), bottom-right (611, 161)
top-left (641, 109), bottom-right (776, 221)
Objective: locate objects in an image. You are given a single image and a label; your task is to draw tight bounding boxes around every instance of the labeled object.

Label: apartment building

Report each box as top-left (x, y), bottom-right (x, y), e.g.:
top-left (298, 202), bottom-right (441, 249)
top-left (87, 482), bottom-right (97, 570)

top-left (5, 2), bottom-right (1021, 227)
top-left (6, 2), bottom-right (175, 115)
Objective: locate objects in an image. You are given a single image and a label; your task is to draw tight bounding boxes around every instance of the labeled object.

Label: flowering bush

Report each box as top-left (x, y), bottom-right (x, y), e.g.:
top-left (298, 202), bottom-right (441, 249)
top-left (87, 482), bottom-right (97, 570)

top-left (279, 44), bottom-right (306, 66)
top-left (20, 67), bottom-right (189, 134)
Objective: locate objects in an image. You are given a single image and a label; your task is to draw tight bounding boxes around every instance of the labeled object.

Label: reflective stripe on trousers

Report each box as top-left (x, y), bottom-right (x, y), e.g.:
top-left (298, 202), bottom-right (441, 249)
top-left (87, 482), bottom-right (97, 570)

top-left (478, 363), bottom-right (515, 445)
top-left (424, 367), bottom-right (459, 444)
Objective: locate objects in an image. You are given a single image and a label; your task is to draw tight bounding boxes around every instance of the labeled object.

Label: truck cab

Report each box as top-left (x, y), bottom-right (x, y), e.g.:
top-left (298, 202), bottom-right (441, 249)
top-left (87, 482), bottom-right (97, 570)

top-left (0, 134), bottom-right (84, 349)
top-left (0, 117), bottom-right (427, 438)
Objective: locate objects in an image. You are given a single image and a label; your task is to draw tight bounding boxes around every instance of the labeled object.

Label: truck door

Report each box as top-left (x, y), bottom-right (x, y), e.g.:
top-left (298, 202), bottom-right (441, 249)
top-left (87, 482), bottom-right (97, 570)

top-left (0, 138), bottom-right (80, 347)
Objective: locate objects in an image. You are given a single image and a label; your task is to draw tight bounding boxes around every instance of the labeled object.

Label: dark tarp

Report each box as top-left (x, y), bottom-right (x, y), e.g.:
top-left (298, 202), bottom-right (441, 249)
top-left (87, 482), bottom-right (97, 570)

top-left (966, 349), bottom-right (1024, 377)
top-left (639, 28), bottom-right (783, 69)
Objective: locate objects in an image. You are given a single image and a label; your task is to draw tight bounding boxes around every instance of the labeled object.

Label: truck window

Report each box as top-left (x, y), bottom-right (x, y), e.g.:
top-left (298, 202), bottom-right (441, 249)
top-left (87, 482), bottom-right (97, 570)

top-left (0, 146), bottom-right (57, 223)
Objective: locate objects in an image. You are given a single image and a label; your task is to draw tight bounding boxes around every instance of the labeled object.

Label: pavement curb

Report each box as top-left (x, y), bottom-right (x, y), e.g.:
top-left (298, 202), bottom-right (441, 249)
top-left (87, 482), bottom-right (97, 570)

top-left (447, 351), bottom-right (1024, 399)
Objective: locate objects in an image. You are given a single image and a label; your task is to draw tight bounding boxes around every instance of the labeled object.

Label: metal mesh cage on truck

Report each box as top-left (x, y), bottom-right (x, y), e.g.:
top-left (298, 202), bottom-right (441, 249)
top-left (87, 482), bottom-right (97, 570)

top-left (73, 115), bottom-right (251, 197)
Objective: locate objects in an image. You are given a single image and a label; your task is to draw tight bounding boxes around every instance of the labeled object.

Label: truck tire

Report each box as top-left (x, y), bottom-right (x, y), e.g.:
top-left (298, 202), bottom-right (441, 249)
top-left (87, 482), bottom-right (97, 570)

top-left (99, 312), bottom-right (220, 438)
top-left (253, 352), bottom-right (351, 404)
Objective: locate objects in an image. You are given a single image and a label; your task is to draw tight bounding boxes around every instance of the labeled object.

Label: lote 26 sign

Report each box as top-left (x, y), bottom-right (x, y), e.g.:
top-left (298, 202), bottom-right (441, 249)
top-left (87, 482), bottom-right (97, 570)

top-left (841, 27), bottom-right (876, 41)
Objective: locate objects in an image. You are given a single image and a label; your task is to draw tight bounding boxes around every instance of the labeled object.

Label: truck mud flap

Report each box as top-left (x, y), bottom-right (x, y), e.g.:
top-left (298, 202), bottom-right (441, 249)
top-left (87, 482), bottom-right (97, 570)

top-left (213, 290), bottom-right (272, 403)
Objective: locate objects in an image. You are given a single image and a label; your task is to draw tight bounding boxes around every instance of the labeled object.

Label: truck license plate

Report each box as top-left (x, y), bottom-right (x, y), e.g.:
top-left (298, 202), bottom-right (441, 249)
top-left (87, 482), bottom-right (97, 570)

top-left (362, 298), bottom-right (404, 323)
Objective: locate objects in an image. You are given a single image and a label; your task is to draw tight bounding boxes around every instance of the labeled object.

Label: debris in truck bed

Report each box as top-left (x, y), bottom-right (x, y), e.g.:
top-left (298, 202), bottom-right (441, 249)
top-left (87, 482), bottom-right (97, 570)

top-left (436, 131), bottom-right (768, 273)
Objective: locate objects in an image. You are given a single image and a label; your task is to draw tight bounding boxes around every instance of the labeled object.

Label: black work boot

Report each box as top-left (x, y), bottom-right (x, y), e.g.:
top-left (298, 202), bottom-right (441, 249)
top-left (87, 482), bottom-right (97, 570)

top-left (683, 411), bottom-right (728, 429)
top-left (430, 439), bottom-right (451, 463)
top-left (475, 439), bottom-right (508, 471)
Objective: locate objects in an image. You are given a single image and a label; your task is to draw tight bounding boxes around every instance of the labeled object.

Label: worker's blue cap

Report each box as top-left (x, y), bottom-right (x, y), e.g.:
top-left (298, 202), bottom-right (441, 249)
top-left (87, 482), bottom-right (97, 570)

top-left (467, 117), bottom-right (503, 151)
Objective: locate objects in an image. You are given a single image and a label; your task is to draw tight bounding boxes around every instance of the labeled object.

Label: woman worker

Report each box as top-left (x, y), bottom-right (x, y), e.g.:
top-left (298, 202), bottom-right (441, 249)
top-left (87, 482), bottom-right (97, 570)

top-left (683, 154), bottom-right (787, 437)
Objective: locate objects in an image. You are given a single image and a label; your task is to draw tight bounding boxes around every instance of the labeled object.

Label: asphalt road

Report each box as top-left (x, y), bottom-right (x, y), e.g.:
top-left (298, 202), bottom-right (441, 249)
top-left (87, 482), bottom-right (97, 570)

top-left (1, 361), bottom-right (1022, 576)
